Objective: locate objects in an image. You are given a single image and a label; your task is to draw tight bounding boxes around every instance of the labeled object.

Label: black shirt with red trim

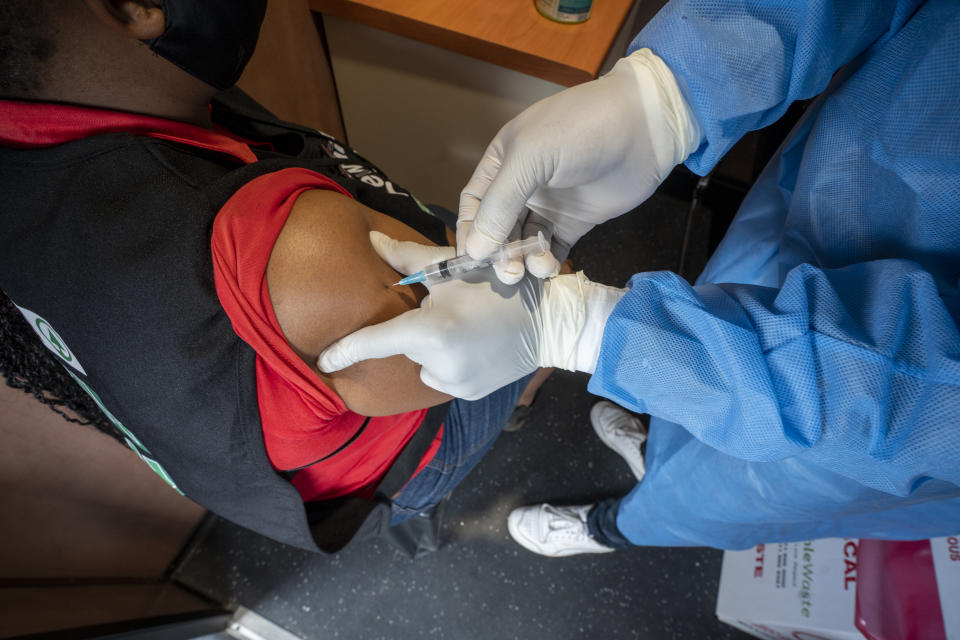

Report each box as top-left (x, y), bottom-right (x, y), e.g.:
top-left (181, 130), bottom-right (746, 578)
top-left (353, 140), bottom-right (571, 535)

top-left (0, 88), bottom-right (447, 552)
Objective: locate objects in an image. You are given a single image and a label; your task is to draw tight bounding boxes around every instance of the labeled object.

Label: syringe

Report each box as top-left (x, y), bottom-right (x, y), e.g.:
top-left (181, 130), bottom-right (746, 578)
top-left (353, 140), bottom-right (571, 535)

top-left (392, 232), bottom-right (549, 286)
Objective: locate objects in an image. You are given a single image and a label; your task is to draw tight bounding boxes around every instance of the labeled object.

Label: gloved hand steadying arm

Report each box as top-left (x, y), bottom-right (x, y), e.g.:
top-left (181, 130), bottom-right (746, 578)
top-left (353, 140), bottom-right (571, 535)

top-left (317, 231), bottom-right (626, 400)
top-left (458, 48), bottom-right (701, 283)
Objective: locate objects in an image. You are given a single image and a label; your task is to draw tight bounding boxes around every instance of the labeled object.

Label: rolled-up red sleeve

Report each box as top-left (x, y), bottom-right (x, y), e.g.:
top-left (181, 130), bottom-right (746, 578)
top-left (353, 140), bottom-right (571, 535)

top-left (211, 167), bottom-right (439, 502)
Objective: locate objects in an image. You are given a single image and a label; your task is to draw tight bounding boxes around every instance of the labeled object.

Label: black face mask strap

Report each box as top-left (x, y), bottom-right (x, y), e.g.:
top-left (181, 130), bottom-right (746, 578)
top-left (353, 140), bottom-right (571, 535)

top-left (144, 0), bottom-right (267, 90)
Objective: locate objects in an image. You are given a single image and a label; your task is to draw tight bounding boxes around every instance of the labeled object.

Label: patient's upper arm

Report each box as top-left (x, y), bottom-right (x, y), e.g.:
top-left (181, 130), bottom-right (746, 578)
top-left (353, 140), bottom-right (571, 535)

top-left (265, 188), bottom-right (452, 416)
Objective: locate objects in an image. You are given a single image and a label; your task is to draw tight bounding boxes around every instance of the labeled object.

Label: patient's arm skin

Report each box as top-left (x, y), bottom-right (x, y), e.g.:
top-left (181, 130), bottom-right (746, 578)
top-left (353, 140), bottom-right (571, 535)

top-left (266, 189), bottom-right (453, 416)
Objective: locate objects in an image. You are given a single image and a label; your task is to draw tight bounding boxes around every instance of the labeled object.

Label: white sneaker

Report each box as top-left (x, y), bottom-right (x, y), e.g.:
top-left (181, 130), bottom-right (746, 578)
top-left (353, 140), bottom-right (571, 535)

top-left (590, 400), bottom-right (647, 480)
top-left (507, 503), bottom-right (614, 557)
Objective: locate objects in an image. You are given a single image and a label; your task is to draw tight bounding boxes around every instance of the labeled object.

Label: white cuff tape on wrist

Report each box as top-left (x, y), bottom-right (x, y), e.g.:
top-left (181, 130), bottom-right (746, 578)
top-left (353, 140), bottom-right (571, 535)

top-left (539, 272), bottom-right (627, 373)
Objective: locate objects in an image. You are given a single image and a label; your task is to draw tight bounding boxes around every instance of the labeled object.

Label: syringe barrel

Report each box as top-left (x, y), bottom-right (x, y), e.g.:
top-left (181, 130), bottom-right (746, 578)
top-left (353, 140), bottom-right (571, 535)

top-left (421, 255), bottom-right (490, 283)
top-left (494, 233), bottom-right (549, 260)
top-left (419, 232), bottom-right (549, 284)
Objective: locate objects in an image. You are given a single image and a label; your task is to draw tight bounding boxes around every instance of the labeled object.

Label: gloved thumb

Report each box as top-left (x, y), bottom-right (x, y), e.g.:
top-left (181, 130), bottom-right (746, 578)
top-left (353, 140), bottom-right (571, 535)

top-left (369, 231), bottom-right (456, 275)
top-left (317, 310), bottom-right (422, 373)
top-left (521, 213), bottom-right (561, 279)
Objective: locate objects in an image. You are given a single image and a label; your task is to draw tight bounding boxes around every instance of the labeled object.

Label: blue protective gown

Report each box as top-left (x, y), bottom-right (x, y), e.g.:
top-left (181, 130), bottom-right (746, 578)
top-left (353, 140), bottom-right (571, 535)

top-left (587, 0), bottom-right (960, 548)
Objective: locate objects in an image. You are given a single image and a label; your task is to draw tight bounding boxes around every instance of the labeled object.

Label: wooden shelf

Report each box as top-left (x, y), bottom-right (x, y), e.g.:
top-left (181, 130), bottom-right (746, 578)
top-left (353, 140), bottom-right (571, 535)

top-left (309, 0), bottom-right (636, 86)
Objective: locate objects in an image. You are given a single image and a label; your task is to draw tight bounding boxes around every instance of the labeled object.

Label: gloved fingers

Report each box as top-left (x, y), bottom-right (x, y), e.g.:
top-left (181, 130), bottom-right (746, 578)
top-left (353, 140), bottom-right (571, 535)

top-left (525, 251), bottom-right (561, 279)
top-left (526, 202), bottom-right (588, 262)
top-left (492, 221), bottom-right (525, 285)
top-left (317, 310), bottom-right (423, 373)
top-left (454, 217), bottom-right (471, 257)
top-left (492, 261), bottom-right (524, 285)
top-left (465, 152), bottom-right (548, 260)
top-left (369, 230), bottom-right (456, 276)
top-left (458, 138), bottom-right (503, 256)
top-left (521, 214), bottom-right (561, 279)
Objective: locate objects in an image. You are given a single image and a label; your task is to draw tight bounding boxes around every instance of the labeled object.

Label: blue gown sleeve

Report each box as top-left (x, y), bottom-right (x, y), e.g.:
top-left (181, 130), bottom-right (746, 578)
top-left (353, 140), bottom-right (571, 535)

top-left (632, 0), bottom-right (925, 174)
top-left (588, 260), bottom-right (960, 497)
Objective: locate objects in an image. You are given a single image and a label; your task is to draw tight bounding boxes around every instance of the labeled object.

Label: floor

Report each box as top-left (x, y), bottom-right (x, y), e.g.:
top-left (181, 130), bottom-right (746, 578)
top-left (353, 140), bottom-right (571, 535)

top-left (173, 170), bottom-right (756, 640)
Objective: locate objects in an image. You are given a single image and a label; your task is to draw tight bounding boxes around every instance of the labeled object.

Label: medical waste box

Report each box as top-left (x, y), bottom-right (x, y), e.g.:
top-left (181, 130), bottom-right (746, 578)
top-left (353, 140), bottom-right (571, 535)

top-left (715, 538), bottom-right (863, 640)
top-left (716, 536), bottom-right (960, 640)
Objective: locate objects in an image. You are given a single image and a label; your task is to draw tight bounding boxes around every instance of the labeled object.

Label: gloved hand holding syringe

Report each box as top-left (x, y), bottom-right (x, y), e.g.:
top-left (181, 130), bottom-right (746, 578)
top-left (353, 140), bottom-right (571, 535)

top-left (392, 232), bottom-right (549, 286)
top-left (322, 228), bottom-right (625, 399)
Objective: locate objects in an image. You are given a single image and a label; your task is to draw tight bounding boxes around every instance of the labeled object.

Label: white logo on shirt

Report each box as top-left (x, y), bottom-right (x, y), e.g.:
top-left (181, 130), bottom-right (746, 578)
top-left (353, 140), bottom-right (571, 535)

top-left (14, 303), bottom-right (87, 375)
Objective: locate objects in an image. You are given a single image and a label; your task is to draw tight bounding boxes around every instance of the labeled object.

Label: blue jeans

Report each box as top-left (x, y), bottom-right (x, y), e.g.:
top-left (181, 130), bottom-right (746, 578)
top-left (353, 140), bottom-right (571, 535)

top-left (390, 373), bottom-right (533, 524)
top-left (587, 497), bottom-right (633, 549)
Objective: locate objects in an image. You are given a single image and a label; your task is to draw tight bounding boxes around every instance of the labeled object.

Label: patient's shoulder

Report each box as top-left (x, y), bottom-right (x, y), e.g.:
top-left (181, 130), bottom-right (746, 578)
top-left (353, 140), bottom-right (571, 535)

top-left (265, 188), bottom-right (450, 415)
top-left (266, 189), bottom-right (420, 361)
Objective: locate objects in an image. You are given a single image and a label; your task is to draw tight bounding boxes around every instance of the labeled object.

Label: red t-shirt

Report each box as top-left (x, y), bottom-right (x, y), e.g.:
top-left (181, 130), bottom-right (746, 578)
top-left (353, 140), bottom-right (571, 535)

top-left (0, 100), bottom-right (441, 502)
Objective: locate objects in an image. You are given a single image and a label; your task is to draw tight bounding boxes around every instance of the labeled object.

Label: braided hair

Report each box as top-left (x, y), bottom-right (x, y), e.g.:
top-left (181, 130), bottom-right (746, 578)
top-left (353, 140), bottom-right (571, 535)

top-left (0, 289), bottom-right (124, 444)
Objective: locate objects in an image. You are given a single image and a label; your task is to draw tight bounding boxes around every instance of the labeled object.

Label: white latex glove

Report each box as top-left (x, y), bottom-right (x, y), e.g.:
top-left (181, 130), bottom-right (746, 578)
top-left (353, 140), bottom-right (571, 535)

top-left (458, 48), bottom-right (702, 282)
top-left (317, 231), bottom-right (627, 400)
